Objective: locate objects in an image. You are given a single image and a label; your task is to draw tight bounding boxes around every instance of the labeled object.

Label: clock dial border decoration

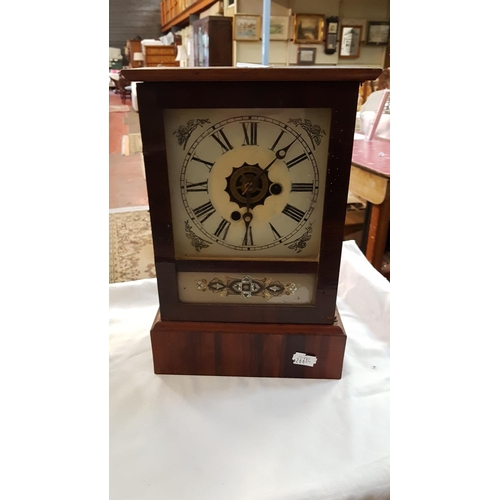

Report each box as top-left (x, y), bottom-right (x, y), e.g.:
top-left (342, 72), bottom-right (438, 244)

top-left (178, 114), bottom-right (320, 252)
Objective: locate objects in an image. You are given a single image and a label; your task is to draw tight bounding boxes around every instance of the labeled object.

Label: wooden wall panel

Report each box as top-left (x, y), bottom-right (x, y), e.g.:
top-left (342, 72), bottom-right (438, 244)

top-left (109, 0), bottom-right (162, 61)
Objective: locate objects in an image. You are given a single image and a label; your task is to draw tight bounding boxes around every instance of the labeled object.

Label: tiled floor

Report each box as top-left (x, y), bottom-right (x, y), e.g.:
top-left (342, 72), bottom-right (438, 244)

top-left (109, 90), bottom-right (148, 210)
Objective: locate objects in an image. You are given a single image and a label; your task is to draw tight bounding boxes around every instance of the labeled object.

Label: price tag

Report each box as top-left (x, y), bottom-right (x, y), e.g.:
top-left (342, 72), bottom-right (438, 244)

top-left (292, 352), bottom-right (317, 367)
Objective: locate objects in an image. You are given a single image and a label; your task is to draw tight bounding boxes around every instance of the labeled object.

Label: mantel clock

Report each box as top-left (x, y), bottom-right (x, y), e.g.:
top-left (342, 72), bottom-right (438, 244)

top-left (121, 66), bottom-right (381, 379)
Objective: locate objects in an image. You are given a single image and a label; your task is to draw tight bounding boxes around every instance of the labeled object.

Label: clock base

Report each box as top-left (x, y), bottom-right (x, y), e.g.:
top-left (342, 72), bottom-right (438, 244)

top-left (150, 310), bottom-right (347, 379)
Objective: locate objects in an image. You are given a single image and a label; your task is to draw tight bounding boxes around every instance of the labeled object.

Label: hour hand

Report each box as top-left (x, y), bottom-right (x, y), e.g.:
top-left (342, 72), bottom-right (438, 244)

top-left (242, 211), bottom-right (253, 246)
top-left (275, 136), bottom-right (298, 160)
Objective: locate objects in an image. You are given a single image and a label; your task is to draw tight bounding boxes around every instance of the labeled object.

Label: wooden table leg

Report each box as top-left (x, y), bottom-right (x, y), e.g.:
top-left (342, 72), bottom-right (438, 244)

top-left (365, 188), bottom-right (390, 271)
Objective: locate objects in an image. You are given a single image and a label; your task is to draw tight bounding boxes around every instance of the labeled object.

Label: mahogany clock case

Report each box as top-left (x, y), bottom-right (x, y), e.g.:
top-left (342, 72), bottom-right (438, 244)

top-left (149, 309), bottom-right (347, 379)
top-left (122, 67), bottom-right (381, 327)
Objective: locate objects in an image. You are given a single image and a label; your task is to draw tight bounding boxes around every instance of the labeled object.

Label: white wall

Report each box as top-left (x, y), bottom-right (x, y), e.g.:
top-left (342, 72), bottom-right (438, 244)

top-left (226, 0), bottom-right (389, 66)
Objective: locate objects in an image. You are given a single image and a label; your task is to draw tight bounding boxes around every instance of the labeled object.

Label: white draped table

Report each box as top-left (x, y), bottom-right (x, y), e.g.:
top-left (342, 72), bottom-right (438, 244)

top-left (109, 240), bottom-right (390, 500)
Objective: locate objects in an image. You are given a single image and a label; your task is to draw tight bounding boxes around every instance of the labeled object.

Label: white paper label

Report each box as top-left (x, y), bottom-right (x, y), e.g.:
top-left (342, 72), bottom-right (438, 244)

top-left (292, 352), bottom-right (317, 367)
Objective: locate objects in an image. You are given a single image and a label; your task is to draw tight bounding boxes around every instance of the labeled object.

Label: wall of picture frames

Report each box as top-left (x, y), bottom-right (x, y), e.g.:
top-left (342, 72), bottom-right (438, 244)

top-left (173, 0), bottom-right (389, 67)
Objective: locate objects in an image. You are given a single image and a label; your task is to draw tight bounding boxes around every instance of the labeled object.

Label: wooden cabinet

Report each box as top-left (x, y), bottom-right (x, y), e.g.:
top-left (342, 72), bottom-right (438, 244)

top-left (144, 45), bottom-right (179, 67)
top-left (161, 0), bottom-right (219, 32)
top-left (125, 40), bottom-right (143, 68)
top-left (192, 16), bottom-right (233, 67)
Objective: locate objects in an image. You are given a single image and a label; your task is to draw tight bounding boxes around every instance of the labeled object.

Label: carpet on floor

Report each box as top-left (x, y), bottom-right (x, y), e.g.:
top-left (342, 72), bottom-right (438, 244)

top-left (128, 133), bottom-right (143, 154)
top-left (109, 210), bottom-right (156, 283)
top-left (110, 104), bottom-right (131, 113)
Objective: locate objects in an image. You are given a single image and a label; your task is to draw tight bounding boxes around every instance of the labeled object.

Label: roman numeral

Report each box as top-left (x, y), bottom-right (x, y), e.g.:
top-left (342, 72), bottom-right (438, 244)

top-left (186, 180), bottom-right (208, 192)
top-left (211, 129), bottom-right (233, 152)
top-left (191, 155), bottom-right (214, 171)
top-left (242, 226), bottom-right (254, 246)
top-left (291, 183), bottom-right (314, 192)
top-left (282, 204), bottom-right (305, 223)
top-left (270, 130), bottom-right (285, 151)
top-left (192, 201), bottom-right (216, 223)
top-left (286, 153), bottom-right (308, 169)
top-left (214, 218), bottom-right (231, 240)
top-left (269, 223), bottom-right (282, 240)
top-left (242, 122), bottom-right (258, 145)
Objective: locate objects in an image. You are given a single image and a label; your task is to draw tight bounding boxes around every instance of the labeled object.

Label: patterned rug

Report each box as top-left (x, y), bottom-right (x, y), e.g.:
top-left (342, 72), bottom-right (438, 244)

top-left (121, 133), bottom-right (143, 156)
top-left (109, 209), bottom-right (156, 283)
top-left (128, 133), bottom-right (143, 154)
top-left (110, 104), bottom-right (131, 113)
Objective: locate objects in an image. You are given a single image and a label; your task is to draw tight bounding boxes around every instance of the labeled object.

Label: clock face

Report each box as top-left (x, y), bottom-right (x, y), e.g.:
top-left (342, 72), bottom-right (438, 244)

top-left (164, 108), bottom-right (331, 261)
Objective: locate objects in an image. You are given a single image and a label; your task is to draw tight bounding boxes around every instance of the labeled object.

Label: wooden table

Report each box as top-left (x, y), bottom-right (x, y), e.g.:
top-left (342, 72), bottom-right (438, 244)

top-left (349, 136), bottom-right (390, 272)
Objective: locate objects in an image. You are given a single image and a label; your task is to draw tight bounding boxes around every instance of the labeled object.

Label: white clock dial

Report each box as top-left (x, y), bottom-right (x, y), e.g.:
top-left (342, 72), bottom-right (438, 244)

top-left (165, 108), bottom-right (331, 260)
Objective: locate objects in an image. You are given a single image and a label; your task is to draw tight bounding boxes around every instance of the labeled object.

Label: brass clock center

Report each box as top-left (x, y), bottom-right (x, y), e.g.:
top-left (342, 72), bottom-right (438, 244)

top-left (225, 163), bottom-right (271, 209)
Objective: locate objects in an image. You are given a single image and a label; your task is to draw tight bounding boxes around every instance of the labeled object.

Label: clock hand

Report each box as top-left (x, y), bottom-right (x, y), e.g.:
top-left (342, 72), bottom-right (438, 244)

top-left (242, 136), bottom-right (299, 195)
top-left (274, 136), bottom-right (299, 160)
top-left (242, 157), bottom-right (277, 195)
top-left (242, 188), bottom-right (253, 245)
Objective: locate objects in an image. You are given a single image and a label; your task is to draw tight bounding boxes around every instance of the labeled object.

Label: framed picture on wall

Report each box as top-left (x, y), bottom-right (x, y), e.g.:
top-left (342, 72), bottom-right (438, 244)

top-left (339, 25), bottom-right (362, 58)
top-left (366, 21), bottom-right (390, 45)
top-left (297, 46), bottom-right (317, 65)
top-left (234, 14), bottom-right (261, 41)
top-left (269, 16), bottom-right (290, 41)
top-left (293, 14), bottom-right (325, 44)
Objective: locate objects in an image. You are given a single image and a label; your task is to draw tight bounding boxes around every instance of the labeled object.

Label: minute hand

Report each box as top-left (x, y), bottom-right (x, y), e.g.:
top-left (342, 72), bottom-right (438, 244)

top-left (243, 137), bottom-right (299, 194)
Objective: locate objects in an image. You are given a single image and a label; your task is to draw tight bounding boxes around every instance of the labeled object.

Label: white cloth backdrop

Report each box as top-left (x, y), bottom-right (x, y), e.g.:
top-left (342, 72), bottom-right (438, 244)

top-left (109, 240), bottom-right (390, 500)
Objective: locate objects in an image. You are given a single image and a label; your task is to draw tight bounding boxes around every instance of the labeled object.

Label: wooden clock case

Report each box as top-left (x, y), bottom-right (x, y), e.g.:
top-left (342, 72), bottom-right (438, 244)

top-left (121, 67), bottom-right (381, 379)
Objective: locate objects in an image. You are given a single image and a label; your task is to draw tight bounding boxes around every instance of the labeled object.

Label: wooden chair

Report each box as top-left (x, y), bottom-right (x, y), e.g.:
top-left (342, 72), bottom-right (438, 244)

top-left (376, 67), bottom-right (390, 90)
top-left (357, 67), bottom-right (390, 109)
top-left (109, 75), bottom-right (120, 93)
top-left (115, 74), bottom-right (132, 104)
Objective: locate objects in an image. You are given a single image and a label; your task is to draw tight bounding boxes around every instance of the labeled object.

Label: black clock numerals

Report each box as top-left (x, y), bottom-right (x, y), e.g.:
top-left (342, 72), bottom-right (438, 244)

top-left (242, 122), bottom-right (258, 146)
top-left (269, 223), bottom-right (282, 241)
top-left (291, 182), bottom-right (314, 192)
top-left (211, 129), bottom-right (233, 153)
top-left (285, 152), bottom-right (308, 169)
top-left (186, 180), bottom-right (208, 192)
top-left (270, 130), bottom-right (286, 152)
top-left (214, 218), bottom-right (231, 240)
top-left (192, 201), bottom-right (216, 223)
top-left (270, 130), bottom-right (300, 161)
top-left (242, 225), bottom-right (254, 246)
top-left (180, 114), bottom-right (321, 252)
top-left (191, 154), bottom-right (214, 171)
top-left (282, 204), bottom-right (306, 223)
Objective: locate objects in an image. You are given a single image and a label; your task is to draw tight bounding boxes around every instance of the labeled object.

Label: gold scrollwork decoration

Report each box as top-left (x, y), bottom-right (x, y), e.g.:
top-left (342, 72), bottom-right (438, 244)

top-left (184, 221), bottom-right (212, 252)
top-left (288, 118), bottom-right (326, 149)
top-left (287, 224), bottom-right (313, 253)
top-left (173, 119), bottom-right (210, 150)
top-left (197, 275), bottom-right (297, 300)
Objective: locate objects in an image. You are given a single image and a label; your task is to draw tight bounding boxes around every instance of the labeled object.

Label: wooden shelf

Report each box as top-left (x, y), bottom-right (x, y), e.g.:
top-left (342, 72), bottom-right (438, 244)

top-left (126, 40), bottom-right (143, 68)
top-left (144, 45), bottom-right (179, 67)
top-left (161, 0), bottom-right (219, 32)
